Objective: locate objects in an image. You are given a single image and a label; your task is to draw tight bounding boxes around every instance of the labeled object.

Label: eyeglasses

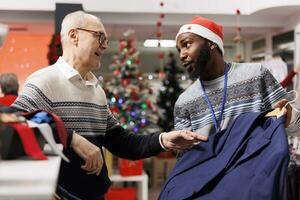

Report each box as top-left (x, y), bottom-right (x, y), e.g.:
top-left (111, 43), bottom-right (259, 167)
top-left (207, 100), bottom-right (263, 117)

top-left (76, 28), bottom-right (108, 47)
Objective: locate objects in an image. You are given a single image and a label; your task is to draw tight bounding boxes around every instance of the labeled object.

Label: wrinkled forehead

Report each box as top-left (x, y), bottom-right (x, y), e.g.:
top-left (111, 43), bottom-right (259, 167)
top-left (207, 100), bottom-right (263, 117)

top-left (87, 18), bottom-right (108, 36)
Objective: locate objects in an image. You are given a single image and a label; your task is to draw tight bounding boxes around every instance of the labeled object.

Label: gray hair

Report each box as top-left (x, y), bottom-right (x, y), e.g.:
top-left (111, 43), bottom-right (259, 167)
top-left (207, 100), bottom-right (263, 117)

top-left (0, 73), bottom-right (19, 95)
top-left (60, 11), bottom-right (101, 46)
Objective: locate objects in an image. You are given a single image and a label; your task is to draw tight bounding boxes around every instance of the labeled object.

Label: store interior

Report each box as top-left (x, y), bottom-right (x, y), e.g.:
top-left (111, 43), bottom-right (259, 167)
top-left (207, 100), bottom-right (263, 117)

top-left (1, 1), bottom-right (300, 199)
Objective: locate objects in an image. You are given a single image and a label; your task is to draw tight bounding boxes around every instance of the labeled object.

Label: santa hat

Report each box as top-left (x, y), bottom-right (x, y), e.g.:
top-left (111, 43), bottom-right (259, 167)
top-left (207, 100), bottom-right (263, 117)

top-left (176, 16), bottom-right (224, 54)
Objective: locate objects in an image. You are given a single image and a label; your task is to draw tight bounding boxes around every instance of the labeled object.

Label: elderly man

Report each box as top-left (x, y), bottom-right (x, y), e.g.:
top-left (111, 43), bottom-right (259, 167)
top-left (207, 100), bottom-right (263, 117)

top-left (12, 11), bottom-right (207, 200)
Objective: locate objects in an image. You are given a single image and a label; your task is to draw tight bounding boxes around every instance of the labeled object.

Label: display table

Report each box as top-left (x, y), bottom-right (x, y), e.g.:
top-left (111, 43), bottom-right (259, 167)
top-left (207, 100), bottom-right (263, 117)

top-left (0, 156), bottom-right (61, 200)
top-left (110, 172), bottom-right (148, 200)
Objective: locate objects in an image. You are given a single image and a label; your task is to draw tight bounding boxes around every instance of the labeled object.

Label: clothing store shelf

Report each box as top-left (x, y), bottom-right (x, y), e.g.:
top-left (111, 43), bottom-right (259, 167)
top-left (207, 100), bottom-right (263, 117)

top-left (110, 171), bottom-right (148, 200)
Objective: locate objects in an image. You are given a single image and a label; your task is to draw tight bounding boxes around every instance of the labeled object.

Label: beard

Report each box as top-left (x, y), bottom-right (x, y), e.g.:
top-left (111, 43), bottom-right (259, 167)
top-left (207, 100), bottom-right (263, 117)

top-left (189, 41), bottom-right (211, 80)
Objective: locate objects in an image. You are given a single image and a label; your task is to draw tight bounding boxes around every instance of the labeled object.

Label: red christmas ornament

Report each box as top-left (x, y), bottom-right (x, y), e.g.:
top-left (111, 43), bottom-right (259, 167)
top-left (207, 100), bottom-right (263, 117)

top-left (131, 90), bottom-right (139, 101)
top-left (111, 106), bottom-right (120, 113)
top-left (156, 21), bottom-right (162, 27)
top-left (146, 100), bottom-right (153, 109)
top-left (235, 53), bottom-right (241, 60)
top-left (158, 52), bottom-right (164, 59)
top-left (156, 32), bottom-right (162, 38)
top-left (128, 48), bottom-right (136, 55)
top-left (160, 1), bottom-right (164, 6)
top-left (160, 13), bottom-right (165, 19)
top-left (236, 9), bottom-right (240, 15)
top-left (121, 79), bottom-right (130, 86)
top-left (135, 58), bottom-right (140, 64)
top-left (158, 71), bottom-right (166, 79)
top-left (113, 69), bottom-right (121, 76)
top-left (119, 40), bottom-right (127, 50)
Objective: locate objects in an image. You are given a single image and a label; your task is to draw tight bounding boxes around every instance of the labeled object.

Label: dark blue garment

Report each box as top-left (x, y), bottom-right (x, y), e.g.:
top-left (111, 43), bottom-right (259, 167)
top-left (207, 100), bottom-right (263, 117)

top-left (159, 112), bottom-right (290, 200)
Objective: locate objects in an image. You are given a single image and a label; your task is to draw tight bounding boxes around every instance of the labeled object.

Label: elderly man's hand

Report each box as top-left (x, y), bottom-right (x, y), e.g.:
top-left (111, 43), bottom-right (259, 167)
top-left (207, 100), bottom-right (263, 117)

top-left (161, 130), bottom-right (208, 151)
top-left (273, 99), bottom-right (292, 127)
top-left (71, 133), bottom-right (103, 176)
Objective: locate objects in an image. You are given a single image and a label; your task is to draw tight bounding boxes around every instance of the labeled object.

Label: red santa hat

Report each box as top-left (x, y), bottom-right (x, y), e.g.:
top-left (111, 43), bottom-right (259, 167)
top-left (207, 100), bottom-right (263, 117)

top-left (176, 16), bottom-right (224, 54)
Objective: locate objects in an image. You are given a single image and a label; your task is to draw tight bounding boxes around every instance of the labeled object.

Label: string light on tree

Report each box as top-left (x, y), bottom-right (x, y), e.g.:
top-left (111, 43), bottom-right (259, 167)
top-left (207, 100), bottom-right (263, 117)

top-left (104, 30), bottom-right (159, 134)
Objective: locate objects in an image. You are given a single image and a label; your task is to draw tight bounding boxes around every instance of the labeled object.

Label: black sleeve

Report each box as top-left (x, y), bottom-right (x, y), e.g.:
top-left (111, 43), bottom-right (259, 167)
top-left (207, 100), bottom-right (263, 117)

top-left (103, 125), bottom-right (165, 160)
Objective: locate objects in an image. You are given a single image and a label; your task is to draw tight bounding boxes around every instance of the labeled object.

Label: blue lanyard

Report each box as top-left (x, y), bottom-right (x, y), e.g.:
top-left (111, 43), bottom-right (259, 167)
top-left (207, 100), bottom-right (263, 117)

top-left (199, 63), bottom-right (229, 132)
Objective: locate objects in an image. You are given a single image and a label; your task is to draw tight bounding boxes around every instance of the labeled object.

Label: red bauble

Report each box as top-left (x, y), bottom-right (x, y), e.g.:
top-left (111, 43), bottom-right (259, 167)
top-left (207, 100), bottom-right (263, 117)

top-left (160, 13), bottom-right (165, 19)
top-left (158, 52), bottom-right (164, 59)
top-left (113, 69), bottom-right (121, 75)
top-left (158, 71), bottom-right (166, 79)
top-left (135, 58), bottom-right (140, 64)
top-left (128, 48), bottom-right (136, 55)
top-left (156, 21), bottom-right (162, 27)
top-left (160, 1), bottom-right (164, 6)
top-left (119, 40), bottom-right (127, 50)
top-left (131, 90), bottom-right (139, 101)
top-left (156, 32), bottom-right (162, 38)
top-left (235, 53), bottom-right (241, 60)
top-left (121, 79), bottom-right (130, 86)
top-left (146, 100), bottom-right (153, 109)
top-left (236, 9), bottom-right (241, 15)
top-left (111, 106), bottom-right (119, 113)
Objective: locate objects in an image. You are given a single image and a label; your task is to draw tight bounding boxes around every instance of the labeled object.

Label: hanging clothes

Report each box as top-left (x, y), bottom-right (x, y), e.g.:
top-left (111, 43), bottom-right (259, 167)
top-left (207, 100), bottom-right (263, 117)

top-left (283, 164), bottom-right (300, 200)
top-left (159, 111), bottom-right (289, 200)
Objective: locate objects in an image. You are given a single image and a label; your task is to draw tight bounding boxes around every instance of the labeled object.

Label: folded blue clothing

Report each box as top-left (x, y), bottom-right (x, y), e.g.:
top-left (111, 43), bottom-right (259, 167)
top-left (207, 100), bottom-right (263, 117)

top-left (29, 111), bottom-right (52, 124)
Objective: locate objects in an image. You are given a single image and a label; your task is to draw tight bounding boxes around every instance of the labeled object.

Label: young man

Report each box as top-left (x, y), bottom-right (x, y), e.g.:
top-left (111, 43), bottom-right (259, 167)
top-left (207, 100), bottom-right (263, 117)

top-left (174, 16), bottom-right (299, 138)
top-left (12, 11), bottom-right (207, 199)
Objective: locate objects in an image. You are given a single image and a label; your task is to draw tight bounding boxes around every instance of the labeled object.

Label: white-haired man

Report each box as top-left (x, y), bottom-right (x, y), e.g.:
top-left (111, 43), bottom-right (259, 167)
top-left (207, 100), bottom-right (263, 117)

top-left (12, 11), bottom-right (207, 199)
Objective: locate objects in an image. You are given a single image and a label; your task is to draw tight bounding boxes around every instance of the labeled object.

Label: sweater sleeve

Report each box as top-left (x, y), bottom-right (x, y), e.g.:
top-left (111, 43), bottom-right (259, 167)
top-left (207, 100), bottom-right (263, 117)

top-left (103, 125), bottom-right (164, 160)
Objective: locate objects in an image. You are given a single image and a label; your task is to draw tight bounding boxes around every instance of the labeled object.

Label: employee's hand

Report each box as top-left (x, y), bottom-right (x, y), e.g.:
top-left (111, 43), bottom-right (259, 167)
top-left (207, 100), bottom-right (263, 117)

top-left (71, 132), bottom-right (103, 176)
top-left (161, 130), bottom-right (208, 151)
top-left (273, 99), bottom-right (292, 127)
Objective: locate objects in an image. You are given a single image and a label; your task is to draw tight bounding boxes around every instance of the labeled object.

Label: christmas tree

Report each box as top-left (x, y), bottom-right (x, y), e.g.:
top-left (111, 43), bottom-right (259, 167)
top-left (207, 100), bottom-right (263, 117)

top-left (104, 30), bottom-right (158, 134)
top-left (47, 33), bottom-right (62, 65)
top-left (157, 52), bottom-right (183, 132)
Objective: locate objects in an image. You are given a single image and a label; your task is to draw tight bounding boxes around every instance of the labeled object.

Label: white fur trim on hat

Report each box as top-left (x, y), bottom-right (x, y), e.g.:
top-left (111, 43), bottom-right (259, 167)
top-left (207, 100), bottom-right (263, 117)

top-left (176, 24), bottom-right (224, 54)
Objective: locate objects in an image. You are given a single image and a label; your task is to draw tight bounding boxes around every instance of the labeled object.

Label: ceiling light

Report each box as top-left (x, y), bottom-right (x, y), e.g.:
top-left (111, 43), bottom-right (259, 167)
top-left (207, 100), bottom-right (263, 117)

top-left (143, 39), bottom-right (176, 47)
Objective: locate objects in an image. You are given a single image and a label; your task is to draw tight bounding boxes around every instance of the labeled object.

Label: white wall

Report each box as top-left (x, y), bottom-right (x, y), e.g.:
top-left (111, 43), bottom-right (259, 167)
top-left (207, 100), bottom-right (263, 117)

top-left (0, 0), bottom-right (299, 15)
